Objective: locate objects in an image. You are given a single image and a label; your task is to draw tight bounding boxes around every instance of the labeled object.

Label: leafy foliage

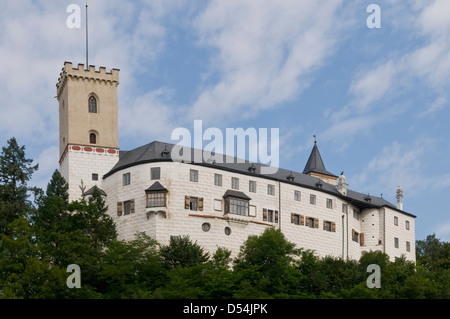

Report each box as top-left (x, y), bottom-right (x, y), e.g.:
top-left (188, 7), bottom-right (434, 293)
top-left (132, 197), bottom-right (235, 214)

top-left (0, 138), bottom-right (449, 299)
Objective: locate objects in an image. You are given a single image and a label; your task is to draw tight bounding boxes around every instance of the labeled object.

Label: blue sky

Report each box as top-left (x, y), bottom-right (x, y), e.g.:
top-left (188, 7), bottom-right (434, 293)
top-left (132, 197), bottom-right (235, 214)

top-left (1, 0), bottom-right (450, 242)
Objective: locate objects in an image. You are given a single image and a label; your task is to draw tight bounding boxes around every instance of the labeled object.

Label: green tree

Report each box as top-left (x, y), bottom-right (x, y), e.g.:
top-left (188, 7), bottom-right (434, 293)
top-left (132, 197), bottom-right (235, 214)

top-left (159, 235), bottom-right (209, 269)
top-left (0, 138), bottom-right (38, 234)
top-left (99, 232), bottom-right (163, 298)
top-left (0, 217), bottom-right (67, 299)
top-left (154, 247), bottom-right (235, 299)
top-left (45, 169), bottom-right (69, 204)
top-left (233, 227), bottom-right (303, 297)
top-left (416, 234), bottom-right (443, 270)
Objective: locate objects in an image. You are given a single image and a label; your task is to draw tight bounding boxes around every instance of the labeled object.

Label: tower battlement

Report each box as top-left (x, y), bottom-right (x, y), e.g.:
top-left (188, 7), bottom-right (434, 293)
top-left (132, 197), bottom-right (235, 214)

top-left (56, 62), bottom-right (119, 98)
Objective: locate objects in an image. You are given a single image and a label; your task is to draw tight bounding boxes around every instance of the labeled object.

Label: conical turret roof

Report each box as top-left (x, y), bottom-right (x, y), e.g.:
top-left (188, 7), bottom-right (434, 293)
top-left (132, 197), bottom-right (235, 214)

top-left (303, 142), bottom-right (337, 177)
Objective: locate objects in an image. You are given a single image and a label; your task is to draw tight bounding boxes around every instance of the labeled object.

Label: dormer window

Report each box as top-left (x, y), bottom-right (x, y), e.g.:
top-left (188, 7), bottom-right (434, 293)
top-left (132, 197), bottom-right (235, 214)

top-left (89, 95), bottom-right (97, 113)
top-left (287, 172), bottom-right (294, 182)
top-left (248, 164), bottom-right (256, 173)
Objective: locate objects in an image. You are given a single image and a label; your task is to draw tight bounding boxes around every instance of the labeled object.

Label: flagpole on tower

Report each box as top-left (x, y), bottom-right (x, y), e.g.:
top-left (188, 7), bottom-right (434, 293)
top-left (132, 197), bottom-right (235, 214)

top-left (85, 0), bottom-right (89, 69)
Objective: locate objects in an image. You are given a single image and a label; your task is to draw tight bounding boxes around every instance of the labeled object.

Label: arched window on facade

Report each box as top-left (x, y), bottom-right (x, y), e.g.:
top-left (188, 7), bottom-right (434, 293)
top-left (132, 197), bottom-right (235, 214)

top-left (90, 132), bottom-right (97, 144)
top-left (89, 96), bottom-right (97, 113)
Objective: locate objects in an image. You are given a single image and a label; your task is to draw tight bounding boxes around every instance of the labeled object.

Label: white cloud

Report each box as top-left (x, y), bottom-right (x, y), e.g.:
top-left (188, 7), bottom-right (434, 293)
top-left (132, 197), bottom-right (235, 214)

top-left (31, 146), bottom-right (59, 191)
top-left (188, 0), bottom-right (350, 124)
top-left (351, 138), bottom-right (437, 197)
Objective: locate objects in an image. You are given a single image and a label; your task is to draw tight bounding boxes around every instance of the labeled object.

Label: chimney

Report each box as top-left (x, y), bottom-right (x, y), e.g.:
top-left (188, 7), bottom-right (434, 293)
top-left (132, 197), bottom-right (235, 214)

top-left (396, 186), bottom-right (403, 210)
top-left (336, 172), bottom-right (348, 196)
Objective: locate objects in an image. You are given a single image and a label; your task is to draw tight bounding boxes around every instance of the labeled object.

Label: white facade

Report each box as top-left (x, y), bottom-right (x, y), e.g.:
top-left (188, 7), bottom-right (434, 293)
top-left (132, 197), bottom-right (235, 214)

top-left (101, 160), bottom-right (416, 262)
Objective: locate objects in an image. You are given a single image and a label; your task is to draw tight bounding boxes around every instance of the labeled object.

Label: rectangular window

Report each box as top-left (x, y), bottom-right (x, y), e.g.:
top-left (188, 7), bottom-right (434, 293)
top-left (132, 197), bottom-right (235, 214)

top-left (214, 173), bottom-right (222, 186)
top-left (267, 184), bottom-right (275, 195)
top-left (395, 237), bottom-right (399, 248)
top-left (406, 220), bottom-right (410, 230)
top-left (123, 199), bottom-right (134, 215)
top-left (147, 192), bottom-right (166, 208)
top-left (123, 173), bottom-right (131, 186)
top-left (294, 190), bottom-right (301, 201)
top-left (310, 194), bottom-right (316, 205)
top-left (190, 169), bottom-right (198, 182)
top-left (185, 196), bottom-right (203, 211)
top-left (151, 167), bottom-right (161, 180)
top-left (190, 197), bottom-right (198, 211)
top-left (353, 209), bottom-right (360, 221)
top-left (263, 209), bottom-right (278, 223)
top-left (249, 180), bottom-right (256, 193)
top-left (352, 229), bottom-right (360, 243)
top-left (326, 198), bottom-right (333, 209)
top-left (394, 216), bottom-right (398, 226)
top-left (342, 204), bottom-right (348, 214)
top-left (307, 217), bottom-right (315, 228)
top-left (268, 209), bottom-right (274, 222)
top-left (225, 197), bottom-right (249, 216)
top-left (92, 173), bottom-right (98, 181)
top-left (291, 213), bottom-right (304, 226)
top-left (231, 177), bottom-right (239, 190)
top-left (406, 241), bottom-right (410, 252)
top-left (324, 221), bottom-right (336, 232)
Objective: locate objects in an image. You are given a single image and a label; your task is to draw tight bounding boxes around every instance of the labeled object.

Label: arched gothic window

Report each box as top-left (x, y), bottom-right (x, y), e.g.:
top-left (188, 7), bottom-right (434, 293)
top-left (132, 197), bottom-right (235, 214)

top-left (89, 96), bottom-right (97, 113)
top-left (90, 133), bottom-right (97, 144)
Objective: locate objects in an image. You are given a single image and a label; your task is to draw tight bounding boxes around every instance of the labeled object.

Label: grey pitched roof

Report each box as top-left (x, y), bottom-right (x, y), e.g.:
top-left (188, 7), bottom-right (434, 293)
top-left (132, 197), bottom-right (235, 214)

top-left (303, 142), bottom-right (338, 177)
top-left (145, 181), bottom-right (168, 192)
top-left (84, 186), bottom-right (107, 197)
top-left (103, 140), bottom-right (415, 217)
top-left (223, 189), bottom-right (252, 200)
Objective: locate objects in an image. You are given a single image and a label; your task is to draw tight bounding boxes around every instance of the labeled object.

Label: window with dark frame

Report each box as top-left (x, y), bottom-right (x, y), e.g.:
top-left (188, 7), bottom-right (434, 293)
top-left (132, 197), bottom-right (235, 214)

top-left (190, 197), bottom-right (199, 211)
top-left (123, 200), bottom-right (134, 215)
top-left (89, 95), bottom-right (97, 113)
top-left (151, 167), bottom-right (161, 180)
top-left (294, 190), bottom-right (301, 201)
top-left (267, 184), bottom-right (275, 195)
top-left (146, 192), bottom-right (166, 208)
top-left (92, 173), bottom-right (98, 181)
top-left (310, 194), bottom-right (316, 205)
top-left (190, 169), bottom-right (198, 182)
top-left (89, 132), bottom-right (97, 144)
top-left (326, 198), bottom-right (333, 209)
top-left (249, 180), bottom-right (256, 193)
top-left (214, 173), bottom-right (222, 186)
top-left (231, 177), bottom-right (239, 190)
top-left (184, 196), bottom-right (203, 211)
top-left (123, 173), bottom-right (131, 186)
top-left (225, 197), bottom-right (249, 216)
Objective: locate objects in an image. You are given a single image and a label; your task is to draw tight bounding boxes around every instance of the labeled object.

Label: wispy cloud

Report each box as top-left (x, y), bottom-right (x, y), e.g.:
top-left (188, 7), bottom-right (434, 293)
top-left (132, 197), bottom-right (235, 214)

top-left (188, 0), bottom-right (351, 124)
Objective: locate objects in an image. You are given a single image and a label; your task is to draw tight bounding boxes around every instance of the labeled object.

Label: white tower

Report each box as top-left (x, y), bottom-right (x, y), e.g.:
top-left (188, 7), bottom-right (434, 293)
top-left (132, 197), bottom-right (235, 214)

top-left (336, 172), bottom-right (349, 196)
top-left (396, 186), bottom-right (403, 210)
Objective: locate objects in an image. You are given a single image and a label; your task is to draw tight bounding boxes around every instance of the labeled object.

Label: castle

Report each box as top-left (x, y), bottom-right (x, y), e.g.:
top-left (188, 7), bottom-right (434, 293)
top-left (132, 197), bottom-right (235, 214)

top-left (56, 62), bottom-right (416, 262)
